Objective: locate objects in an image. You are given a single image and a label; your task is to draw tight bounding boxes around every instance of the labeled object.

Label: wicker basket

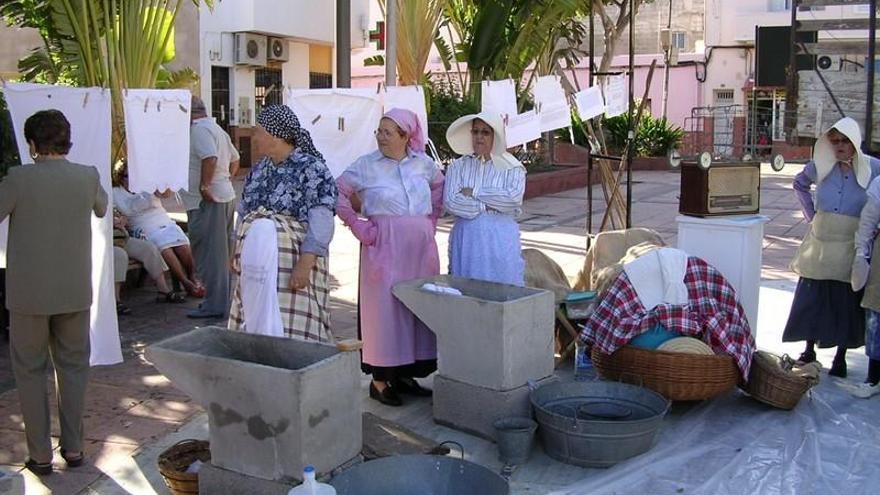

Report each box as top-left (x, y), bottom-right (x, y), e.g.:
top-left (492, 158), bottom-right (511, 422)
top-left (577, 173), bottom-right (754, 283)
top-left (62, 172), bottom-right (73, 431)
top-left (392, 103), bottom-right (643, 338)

top-left (157, 439), bottom-right (211, 495)
top-left (742, 351), bottom-right (816, 410)
top-left (591, 345), bottom-right (739, 401)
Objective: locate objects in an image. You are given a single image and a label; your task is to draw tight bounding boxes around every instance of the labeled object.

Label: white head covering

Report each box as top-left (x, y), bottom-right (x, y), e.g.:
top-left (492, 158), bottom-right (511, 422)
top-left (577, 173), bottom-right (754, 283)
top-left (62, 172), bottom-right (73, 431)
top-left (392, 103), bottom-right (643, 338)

top-left (445, 112), bottom-right (525, 170)
top-left (813, 116), bottom-right (870, 189)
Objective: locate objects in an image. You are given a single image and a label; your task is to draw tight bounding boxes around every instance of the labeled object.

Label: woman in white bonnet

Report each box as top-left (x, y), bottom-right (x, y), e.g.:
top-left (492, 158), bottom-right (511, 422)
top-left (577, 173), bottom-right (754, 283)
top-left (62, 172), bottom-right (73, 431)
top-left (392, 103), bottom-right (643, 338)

top-left (783, 117), bottom-right (880, 378)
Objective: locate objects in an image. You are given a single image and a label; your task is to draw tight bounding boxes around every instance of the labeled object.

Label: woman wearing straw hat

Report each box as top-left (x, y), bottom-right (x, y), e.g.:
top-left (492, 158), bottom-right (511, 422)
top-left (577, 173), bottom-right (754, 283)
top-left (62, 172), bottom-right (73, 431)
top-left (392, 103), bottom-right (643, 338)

top-left (336, 108), bottom-right (444, 407)
top-left (228, 105), bottom-right (337, 343)
top-left (784, 117), bottom-right (880, 378)
top-left (443, 112), bottom-right (526, 286)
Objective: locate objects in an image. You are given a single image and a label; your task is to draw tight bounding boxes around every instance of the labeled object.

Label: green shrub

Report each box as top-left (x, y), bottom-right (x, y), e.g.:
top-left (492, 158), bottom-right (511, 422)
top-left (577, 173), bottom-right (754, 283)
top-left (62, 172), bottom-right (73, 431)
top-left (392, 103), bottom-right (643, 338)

top-left (425, 79), bottom-right (480, 164)
top-left (1, 92), bottom-right (21, 178)
top-left (558, 111), bottom-right (684, 158)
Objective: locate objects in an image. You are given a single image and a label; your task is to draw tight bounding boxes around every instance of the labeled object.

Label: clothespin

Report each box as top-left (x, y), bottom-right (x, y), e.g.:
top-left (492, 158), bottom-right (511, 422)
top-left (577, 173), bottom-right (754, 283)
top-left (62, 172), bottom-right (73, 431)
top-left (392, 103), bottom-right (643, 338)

top-left (0, 76), bottom-right (7, 88)
top-left (157, 100), bottom-right (162, 112)
top-left (144, 97), bottom-right (150, 113)
top-left (376, 81), bottom-right (383, 94)
top-left (178, 104), bottom-right (187, 113)
top-left (311, 114), bottom-right (322, 125)
top-left (502, 114), bottom-right (509, 127)
top-left (82, 92), bottom-right (89, 108)
top-left (338, 116), bottom-right (345, 132)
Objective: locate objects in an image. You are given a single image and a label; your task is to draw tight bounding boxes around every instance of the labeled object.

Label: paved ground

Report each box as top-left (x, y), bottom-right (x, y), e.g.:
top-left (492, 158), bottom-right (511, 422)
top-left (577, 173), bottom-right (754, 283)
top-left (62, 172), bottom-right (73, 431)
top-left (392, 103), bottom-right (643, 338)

top-left (0, 163), bottom-right (835, 494)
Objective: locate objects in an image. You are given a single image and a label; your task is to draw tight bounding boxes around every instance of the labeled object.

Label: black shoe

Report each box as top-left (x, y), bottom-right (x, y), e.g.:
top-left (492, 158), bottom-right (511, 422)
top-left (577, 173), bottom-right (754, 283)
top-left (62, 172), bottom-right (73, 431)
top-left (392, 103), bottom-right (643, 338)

top-left (393, 377), bottom-right (433, 397)
top-left (24, 458), bottom-right (52, 476)
top-left (369, 381), bottom-right (402, 407)
top-left (796, 350), bottom-right (817, 365)
top-left (60, 448), bottom-right (84, 468)
top-left (829, 358), bottom-right (847, 378)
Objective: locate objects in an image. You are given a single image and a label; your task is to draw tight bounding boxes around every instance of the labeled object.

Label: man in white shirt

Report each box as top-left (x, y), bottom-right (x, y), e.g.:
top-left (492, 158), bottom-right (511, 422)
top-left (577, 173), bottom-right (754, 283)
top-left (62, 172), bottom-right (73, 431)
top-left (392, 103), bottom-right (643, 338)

top-left (183, 97), bottom-right (240, 318)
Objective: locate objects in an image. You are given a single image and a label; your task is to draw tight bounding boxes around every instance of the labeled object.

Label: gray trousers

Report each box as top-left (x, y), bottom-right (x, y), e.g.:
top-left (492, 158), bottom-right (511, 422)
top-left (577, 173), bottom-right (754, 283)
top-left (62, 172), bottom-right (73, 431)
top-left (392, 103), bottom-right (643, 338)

top-left (9, 310), bottom-right (90, 461)
top-left (188, 200), bottom-right (234, 315)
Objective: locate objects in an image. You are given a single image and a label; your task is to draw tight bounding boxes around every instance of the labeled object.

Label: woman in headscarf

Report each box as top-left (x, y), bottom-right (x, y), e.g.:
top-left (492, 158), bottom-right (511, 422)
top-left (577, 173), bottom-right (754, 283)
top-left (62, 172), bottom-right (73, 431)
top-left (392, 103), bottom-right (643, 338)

top-left (228, 105), bottom-right (337, 343)
top-left (444, 112), bottom-right (526, 286)
top-left (783, 117), bottom-right (880, 377)
top-left (336, 108), bottom-right (444, 406)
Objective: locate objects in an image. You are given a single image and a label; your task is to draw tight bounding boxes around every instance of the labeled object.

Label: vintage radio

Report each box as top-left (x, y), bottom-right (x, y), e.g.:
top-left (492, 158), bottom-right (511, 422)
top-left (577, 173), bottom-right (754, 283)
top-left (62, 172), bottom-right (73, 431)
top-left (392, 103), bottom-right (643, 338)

top-left (679, 161), bottom-right (761, 217)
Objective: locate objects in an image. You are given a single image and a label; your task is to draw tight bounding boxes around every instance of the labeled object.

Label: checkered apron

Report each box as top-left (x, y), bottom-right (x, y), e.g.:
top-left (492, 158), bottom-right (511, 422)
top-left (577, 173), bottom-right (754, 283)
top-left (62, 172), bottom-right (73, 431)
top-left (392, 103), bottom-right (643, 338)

top-left (229, 208), bottom-right (333, 343)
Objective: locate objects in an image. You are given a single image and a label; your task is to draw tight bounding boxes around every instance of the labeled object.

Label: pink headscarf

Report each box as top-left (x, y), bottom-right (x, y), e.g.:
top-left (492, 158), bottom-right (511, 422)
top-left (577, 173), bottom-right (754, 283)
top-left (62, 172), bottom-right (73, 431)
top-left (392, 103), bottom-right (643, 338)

top-left (382, 108), bottom-right (426, 153)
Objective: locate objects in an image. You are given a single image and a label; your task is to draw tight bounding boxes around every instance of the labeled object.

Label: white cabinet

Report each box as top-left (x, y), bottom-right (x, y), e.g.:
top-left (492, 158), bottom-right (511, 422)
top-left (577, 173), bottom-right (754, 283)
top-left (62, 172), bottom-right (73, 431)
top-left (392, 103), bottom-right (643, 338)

top-left (677, 214), bottom-right (770, 336)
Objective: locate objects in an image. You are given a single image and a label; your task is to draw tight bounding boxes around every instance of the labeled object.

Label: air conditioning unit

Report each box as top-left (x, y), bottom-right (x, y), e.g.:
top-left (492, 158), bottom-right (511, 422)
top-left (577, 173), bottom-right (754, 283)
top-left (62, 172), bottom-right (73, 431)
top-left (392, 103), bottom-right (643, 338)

top-left (235, 33), bottom-right (267, 66)
top-left (268, 37), bottom-right (289, 62)
top-left (816, 55), bottom-right (841, 72)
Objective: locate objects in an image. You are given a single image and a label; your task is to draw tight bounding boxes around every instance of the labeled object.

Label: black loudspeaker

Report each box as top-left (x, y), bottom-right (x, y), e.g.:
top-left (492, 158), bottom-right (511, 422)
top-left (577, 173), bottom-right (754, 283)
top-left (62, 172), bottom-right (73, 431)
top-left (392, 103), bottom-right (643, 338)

top-left (755, 26), bottom-right (817, 87)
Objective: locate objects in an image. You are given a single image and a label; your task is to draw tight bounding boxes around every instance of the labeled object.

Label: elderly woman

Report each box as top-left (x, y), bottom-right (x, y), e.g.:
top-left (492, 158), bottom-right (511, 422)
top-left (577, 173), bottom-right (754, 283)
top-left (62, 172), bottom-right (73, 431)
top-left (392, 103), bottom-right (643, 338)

top-left (444, 112), bottom-right (526, 286)
top-left (336, 108), bottom-right (444, 407)
top-left (229, 105), bottom-right (336, 342)
top-left (783, 117), bottom-right (880, 378)
top-left (112, 173), bottom-right (203, 298)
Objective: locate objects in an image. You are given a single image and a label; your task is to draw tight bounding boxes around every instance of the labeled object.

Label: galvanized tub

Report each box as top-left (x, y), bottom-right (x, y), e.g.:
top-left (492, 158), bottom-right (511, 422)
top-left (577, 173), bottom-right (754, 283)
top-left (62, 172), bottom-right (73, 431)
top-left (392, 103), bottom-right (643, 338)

top-left (530, 381), bottom-right (670, 467)
top-left (329, 454), bottom-right (509, 495)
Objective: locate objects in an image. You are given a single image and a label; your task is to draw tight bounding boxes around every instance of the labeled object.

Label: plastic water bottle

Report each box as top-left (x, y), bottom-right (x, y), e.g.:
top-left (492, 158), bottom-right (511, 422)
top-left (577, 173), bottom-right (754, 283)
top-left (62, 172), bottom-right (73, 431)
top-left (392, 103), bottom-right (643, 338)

top-left (287, 465), bottom-right (336, 495)
top-left (574, 341), bottom-right (594, 381)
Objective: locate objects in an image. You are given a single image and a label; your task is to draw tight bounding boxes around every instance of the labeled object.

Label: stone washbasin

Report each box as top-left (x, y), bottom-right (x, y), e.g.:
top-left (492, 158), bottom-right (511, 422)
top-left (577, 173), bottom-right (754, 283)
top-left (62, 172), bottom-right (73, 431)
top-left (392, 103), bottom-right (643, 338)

top-left (145, 326), bottom-right (362, 482)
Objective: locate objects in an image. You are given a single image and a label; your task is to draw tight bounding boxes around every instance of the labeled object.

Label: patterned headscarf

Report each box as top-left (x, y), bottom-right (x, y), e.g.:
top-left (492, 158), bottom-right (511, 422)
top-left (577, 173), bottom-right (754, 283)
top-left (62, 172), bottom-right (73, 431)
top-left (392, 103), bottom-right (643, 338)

top-left (256, 105), bottom-right (324, 161)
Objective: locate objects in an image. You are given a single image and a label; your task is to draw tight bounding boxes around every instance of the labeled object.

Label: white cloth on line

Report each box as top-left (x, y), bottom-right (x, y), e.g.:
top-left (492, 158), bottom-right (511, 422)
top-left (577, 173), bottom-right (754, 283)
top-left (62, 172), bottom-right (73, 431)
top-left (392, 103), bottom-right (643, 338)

top-left (575, 86), bottom-right (606, 121)
top-left (505, 110), bottom-right (542, 148)
top-left (239, 218), bottom-right (284, 337)
top-left (604, 75), bottom-right (628, 118)
top-left (2, 82), bottom-right (122, 366)
top-left (534, 75), bottom-right (572, 133)
top-left (383, 85), bottom-right (429, 148)
top-left (285, 87), bottom-right (383, 177)
top-left (481, 79), bottom-right (518, 119)
top-left (622, 247), bottom-right (689, 311)
top-left (123, 89), bottom-right (191, 194)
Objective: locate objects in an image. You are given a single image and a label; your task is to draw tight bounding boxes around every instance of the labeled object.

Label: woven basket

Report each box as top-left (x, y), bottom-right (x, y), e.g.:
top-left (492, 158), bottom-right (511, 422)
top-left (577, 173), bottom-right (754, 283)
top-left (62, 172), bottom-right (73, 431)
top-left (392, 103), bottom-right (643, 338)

top-left (591, 345), bottom-right (739, 401)
top-left (157, 439), bottom-right (211, 495)
top-left (742, 351), bottom-right (816, 410)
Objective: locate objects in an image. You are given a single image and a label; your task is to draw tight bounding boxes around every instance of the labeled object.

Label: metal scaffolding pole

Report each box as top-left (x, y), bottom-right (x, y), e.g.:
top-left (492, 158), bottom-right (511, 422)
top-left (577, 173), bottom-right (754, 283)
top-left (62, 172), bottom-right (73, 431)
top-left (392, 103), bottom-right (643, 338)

top-left (385, 0), bottom-right (398, 86)
top-left (336, 0), bottom-right (352, 88)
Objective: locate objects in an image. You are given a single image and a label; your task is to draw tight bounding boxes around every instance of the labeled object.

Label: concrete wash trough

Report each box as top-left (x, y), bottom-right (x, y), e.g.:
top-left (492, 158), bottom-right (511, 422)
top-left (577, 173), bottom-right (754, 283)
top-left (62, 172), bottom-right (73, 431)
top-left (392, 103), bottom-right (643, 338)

top-left (145, 327), bottom-right (362, 483)
top-left (393, 275), bottom-right (555, 439)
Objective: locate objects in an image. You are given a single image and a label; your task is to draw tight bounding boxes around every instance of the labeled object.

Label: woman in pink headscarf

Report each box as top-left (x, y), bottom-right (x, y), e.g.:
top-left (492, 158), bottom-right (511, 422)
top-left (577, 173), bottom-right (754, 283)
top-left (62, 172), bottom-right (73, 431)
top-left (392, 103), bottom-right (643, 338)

top-left (336, 108), bottom-right (444, 406)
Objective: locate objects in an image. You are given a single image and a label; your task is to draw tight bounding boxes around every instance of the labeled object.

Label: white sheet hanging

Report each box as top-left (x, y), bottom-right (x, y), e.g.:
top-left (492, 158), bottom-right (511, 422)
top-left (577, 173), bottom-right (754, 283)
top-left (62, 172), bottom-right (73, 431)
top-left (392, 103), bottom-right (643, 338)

top-left (534, 75), bottom-right (572, 133)
top-left (575, 86), bottom-right (606, 121)
top-left (505, 110), bottom-right (542, 148)
top-left (2, 82), bottom-right (122, 366)
top-left (383, 85), bottom-right (429, 148)
top-left (285, 87), bottom-right (383, 177)
top-left (122, 89), bottom-right (191, 194)
top-left (481, 79), bottom-right (518, 119)
top-left (604, 74), bottom-right (628, 118)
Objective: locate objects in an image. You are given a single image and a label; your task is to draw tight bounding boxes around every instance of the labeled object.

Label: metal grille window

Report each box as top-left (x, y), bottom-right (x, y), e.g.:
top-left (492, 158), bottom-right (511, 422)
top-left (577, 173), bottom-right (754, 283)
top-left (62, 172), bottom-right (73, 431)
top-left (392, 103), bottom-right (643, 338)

top-left (211, 66), bottom-right (231, 131)
top-left (310, 72), bottom-right (333, 89)
top-left (255, 68), bottom-right (283, 115)
top-left (672, 31), bottom-right (686, 50)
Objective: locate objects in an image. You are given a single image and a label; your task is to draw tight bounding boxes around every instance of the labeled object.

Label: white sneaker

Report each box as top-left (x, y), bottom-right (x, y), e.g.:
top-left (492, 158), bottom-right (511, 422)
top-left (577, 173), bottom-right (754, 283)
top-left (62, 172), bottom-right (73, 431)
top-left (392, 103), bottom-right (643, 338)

top-left (850, 382), bottom-right (880, 399)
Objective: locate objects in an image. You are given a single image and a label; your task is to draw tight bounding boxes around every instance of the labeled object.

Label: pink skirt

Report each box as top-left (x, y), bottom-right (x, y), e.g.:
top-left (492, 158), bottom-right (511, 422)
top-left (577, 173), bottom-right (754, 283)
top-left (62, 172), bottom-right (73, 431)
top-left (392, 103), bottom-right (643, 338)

top-left (360, 215), bottom-right (439, 367)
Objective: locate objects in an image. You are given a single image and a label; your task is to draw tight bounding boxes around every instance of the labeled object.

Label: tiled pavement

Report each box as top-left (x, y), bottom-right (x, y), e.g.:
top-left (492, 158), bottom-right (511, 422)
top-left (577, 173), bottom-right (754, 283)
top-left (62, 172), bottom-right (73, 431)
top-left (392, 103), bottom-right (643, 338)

top-left (0, 163), bottom-right (811, 493)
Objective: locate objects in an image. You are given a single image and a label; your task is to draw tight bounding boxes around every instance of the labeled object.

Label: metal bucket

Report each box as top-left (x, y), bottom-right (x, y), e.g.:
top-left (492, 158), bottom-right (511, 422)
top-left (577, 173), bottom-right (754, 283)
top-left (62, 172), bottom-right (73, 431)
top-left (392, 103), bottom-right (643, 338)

top-left (329, 454), bottom-right (509, 495)
top-left (530, 381), bottom-right (670, 468)
top-left (493, 417), bottom-right (537, 465)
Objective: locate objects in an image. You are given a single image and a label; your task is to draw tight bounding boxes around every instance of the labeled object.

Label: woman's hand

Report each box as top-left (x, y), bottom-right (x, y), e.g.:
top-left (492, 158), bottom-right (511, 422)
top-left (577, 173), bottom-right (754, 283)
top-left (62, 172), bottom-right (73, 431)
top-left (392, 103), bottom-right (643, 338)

top-left (291, 253), bottom-right (317, 291)
top-left (460, 187), bottom-right (474, 197)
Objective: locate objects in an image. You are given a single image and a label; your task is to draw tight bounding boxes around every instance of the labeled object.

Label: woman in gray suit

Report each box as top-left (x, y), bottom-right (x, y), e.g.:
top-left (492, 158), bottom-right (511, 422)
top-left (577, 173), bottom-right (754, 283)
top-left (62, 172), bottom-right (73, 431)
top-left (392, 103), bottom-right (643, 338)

top-left (0, 109), bottom-right (107, 475)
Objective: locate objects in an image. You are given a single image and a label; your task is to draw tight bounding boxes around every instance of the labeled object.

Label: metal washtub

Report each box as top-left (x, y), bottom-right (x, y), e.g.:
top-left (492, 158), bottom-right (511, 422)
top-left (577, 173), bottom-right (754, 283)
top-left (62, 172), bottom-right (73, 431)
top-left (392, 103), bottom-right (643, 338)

top-left (530, 381), bottom-right (670, 467)
top-left (329, 454), bottom-right (509, 495)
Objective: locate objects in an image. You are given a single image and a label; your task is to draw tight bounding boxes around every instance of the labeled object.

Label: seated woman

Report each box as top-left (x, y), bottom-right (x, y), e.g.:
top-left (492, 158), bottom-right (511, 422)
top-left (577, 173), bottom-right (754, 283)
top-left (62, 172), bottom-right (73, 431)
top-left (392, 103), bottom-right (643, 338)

top-left (228, 105), bottom-right (336, 342)
top-left (112, 172), bottom-right (204, 297)
top-left (112, 209), bottom-right (185, 311)
top-left (337, 108), bottom-right (444, 407)
top-left (444, 112), bottom-right (526, 286)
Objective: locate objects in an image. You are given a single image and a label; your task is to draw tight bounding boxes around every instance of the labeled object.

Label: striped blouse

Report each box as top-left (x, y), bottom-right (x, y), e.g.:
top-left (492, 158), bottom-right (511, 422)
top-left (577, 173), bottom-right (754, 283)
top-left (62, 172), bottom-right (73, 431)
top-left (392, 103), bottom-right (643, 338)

top-left (443, 155), bottom-right (526, 219)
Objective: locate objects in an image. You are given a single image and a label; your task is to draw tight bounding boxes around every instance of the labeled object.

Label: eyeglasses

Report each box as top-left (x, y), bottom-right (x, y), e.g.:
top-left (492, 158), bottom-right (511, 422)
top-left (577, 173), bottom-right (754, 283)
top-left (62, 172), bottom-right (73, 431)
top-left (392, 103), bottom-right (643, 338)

top-left (374, 128), bottom-right (397, 138)
top-left (829, 138), bottom-right (852, 146)
top-left (470, 129), bottom-right (493, 137)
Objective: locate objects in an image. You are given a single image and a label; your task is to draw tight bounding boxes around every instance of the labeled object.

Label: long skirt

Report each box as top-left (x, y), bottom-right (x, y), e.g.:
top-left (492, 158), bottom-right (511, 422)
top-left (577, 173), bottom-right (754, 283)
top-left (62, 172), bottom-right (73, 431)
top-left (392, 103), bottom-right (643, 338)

top-left (782, 277), bottom-right (865, 349)
top-left (359, 215), bottom-right (439, 375)
top-left (228, 209), bottom-right (332, 343)
top-left (448, 213), bottom-right (525, 286)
